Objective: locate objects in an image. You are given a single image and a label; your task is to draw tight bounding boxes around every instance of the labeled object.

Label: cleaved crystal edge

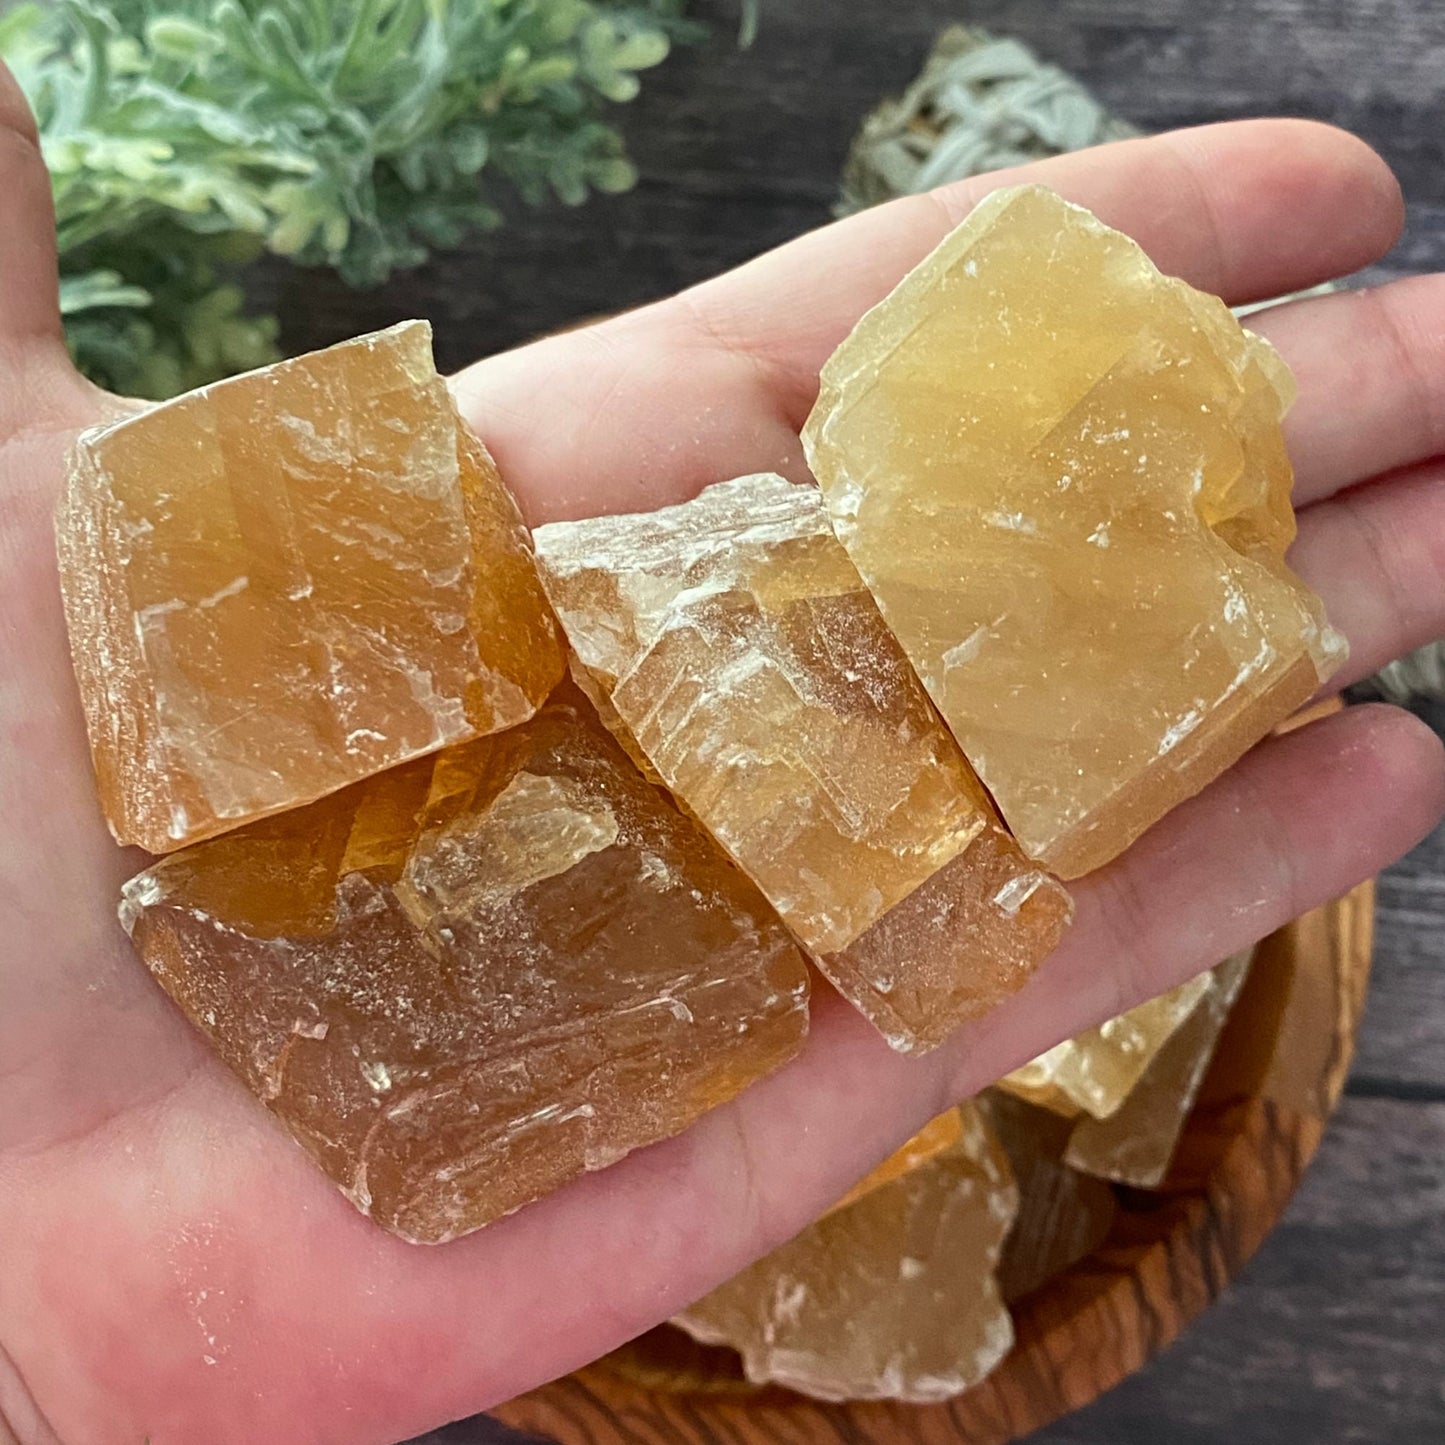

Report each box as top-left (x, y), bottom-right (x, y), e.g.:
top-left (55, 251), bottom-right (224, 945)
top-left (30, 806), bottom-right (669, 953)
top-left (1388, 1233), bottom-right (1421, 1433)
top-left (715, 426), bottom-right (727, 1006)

top-left (1065, 950), bottom-right (1253, 1186)
top-left (1000, 970), bottom-right (1214, 1120)
top-left (120, 681), bottom-right (811, 1243)
top-left (673, 1104), bottom-right (1018, 1403)
top-left (534, 473), bottom-right (1070, 1055)
top-left (803, 185), bottom-right (1345, 878)
top-left (58, 321), bottom-right (564, 853)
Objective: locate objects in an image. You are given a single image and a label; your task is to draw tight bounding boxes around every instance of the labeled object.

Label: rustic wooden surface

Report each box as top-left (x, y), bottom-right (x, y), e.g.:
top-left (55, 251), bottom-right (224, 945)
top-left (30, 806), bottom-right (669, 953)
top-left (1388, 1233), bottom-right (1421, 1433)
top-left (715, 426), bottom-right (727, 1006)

top-left (333, 2), bottom-right (1445, 1440)
top-left (468, 881), bottom-right (1388, 1445)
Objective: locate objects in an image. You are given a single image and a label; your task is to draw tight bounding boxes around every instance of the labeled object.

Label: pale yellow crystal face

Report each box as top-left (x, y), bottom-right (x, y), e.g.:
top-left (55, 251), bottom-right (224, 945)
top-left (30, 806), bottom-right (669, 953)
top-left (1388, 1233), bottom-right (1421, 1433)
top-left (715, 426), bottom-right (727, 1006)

top-left (803, 185), bottom-right (1345, 877)
top-left (533, 474), bottom-right (1070, 1054)
top-left (58, 321), bottom-right (564, 853)
top-left (1066, 950), bottom-right (1252, 1186)
top-left (1000, 971), bottom-right (1213, 1120)
top-left (673, 1104), bottom-right (1018, 1402)
top-left (120, 683), bottom-right (811, 1243)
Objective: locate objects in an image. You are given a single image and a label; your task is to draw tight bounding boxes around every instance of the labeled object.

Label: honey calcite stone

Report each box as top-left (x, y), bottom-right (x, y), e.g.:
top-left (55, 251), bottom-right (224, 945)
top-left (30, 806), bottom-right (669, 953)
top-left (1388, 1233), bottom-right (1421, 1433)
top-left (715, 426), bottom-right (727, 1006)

top-left (673, 1104), bottom-right (1018, 1402)
top-left (120, 683), bottom-right (810, 1243)
top-left (533, 474), bottom-right (1070, 1054)
top-left (829, 1107), bottom-right (962, 1215)
top-left (1066, 950), bottom-right (1253, 1187)
top-left (1000, 971), bottom-right (1212, 1120)
top-left (58, 320), bottom-right (564, 853)
top-left (803, 185), bottom-right (1346, 878)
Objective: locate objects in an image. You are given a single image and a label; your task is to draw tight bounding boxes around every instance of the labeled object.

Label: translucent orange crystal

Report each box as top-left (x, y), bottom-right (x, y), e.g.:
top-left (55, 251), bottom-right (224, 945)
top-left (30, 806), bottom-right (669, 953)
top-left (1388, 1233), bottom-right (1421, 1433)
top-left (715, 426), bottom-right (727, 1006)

top-left (533, 473), bottom-right (1070, 1053)
top-left (120, 682), bottom-right (811, 1243)
top-left (1000, 971), bottom-right (1213, 1120)
top-left (803, 186), bottom-right (1345, 877)
top-left (673, 1104), bottom-right (1017, 1402)
top-left (58, 321), bottom-right (564, 853)
top-left (1066, 950), bottom-right (1252, 1186)
top-left (829, 1107), bottom-right (962, 1214)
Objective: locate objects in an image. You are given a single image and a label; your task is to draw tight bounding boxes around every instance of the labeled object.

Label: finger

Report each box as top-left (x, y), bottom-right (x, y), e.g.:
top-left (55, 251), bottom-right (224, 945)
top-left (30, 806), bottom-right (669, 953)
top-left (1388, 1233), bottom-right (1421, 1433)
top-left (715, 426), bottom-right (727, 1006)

top-left (1253, 275), bottom-right (1445, 506)
top-left (453, 120), bottom-right (1403, 524)
top-left (679, 119), bottom-right (1403, 423)
top-left (17, 705), bottom-right (1435, 1445)
top-left (479, 705), bottom-right (1441, 1407)
top-left (0, 61), bottom-right (63, 350)
top-left (1290, 460), bottom-right (1445, 691)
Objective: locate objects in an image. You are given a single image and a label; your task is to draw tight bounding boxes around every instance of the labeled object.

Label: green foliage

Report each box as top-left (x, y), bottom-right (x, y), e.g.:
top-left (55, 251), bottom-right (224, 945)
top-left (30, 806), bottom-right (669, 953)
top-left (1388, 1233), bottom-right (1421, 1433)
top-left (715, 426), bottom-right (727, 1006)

top-left (1, 0), bottom-right (719, 397)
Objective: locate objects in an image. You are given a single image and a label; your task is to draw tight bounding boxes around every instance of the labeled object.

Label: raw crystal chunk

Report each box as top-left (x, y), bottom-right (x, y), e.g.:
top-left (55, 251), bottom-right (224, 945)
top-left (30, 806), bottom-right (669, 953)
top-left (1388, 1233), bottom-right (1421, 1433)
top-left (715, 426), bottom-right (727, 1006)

top-left (1066, 951), bottom-right (1253, 1186)
top-left (830, 1107), bottom-right (962, 1214)
top-left (119, 682), bottom-right (810, 1243)
top-left (674, 1105), bottom-right (1018, 1402)
top-left (981, 1090), bottom-right (1117, 1302)
top-left (533, 474), bottom-right (1071, 1053)
top-left (58, 321), bottom-right (564, 853)
top-left (1000, 972), bottom-right (1212, 1120)
top-left (803, 185), bottom-right (1346, 877)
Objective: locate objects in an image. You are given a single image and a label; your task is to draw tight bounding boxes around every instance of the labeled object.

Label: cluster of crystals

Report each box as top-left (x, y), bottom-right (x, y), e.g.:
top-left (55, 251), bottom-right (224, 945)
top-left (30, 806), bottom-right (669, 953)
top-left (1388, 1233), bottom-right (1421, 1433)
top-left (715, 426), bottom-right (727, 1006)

top-left (673, 1104), bottom-right (1018, 1403)
top-left (122, 682), bottom-right (811, 1243)
top-left (677, 956), bottom-right (1252, 1401)
top-left (63, 185), bottom-right (1332, 1253)
top-left (79, 324), bottom-right (816, 1243)
top-left (533, 473), bottom-right (1071, 1053)
top-left (803, 185), bottom-right (1345, 878)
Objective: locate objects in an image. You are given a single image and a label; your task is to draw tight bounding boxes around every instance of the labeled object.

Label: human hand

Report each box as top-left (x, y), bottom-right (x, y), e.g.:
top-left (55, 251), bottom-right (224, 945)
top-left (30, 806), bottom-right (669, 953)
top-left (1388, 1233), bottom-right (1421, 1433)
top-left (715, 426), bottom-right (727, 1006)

top-left (2, 62), bottom-right (1442, 1443)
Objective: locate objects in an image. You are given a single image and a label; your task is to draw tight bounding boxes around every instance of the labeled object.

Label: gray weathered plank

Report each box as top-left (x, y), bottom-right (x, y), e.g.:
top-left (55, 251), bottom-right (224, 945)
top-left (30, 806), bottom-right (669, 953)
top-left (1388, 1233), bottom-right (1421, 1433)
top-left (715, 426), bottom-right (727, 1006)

top-left (1355, 824), bottom-right (1445, 1099)
top-left (257, 0), bottom-right (1445, 368)
top-left (1025, 1097), bottom-right (1445, 1444)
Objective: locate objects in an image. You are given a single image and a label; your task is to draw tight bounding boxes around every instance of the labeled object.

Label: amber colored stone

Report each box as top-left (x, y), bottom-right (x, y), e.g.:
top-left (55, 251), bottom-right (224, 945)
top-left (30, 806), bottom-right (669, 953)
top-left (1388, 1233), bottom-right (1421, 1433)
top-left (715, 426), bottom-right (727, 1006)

top-left (1000, 972), bottom-right (1212, 1120)
top-left (120, 682), bottom-right (810, 1243)
top-left (674, 1104), bottom-right (1017, 1402)
top-left (1066, 951), bottom-right (1253, 1187)
top-left (533, 474), bottom-right (1071, 1054)
top-left (981, 1090), bottom-right (1117, 1302)
top-left (829, 1108), bottom-right (962, 1215)
top-left (803, 186), bottom-right (1345, 878)
top-left (58, 321), bottom-right (564, 853)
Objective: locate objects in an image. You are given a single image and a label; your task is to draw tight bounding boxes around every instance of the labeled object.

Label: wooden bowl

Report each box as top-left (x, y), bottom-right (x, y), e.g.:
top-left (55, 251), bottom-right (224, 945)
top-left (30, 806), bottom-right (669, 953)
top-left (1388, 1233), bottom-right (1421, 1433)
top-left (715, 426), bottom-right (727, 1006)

top-left (490, 877), bottom-right (1374, 1444)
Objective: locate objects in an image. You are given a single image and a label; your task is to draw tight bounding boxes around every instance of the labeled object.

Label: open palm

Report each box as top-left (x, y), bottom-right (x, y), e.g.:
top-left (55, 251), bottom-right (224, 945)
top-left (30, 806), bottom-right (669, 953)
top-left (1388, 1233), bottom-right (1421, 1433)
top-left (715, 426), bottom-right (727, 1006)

top-left (2, 62), bottom-right (1444, 1443)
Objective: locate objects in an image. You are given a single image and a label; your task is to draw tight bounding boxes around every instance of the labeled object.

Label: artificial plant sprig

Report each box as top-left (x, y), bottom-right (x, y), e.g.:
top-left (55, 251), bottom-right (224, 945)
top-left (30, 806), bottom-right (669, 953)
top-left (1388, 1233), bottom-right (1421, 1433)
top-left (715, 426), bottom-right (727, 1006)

top-left (1, 0), bottom-right (723, 397)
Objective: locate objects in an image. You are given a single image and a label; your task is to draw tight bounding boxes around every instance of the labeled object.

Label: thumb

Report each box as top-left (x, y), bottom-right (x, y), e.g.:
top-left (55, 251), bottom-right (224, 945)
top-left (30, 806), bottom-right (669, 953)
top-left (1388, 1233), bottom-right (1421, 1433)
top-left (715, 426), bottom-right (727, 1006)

top-left (0, 59), bottom-right (63, 349)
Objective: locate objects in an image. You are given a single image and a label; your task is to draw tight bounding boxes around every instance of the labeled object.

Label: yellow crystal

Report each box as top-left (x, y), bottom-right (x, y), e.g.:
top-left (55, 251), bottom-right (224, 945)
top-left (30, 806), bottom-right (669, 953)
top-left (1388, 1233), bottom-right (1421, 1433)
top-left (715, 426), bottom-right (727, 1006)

top-left (58, 321), bottom-right (564, 853)
top-left (533, 473), bottom-right (1070, 1053)
top-left (802, 185), bottom-right (1345, 877)
top-left (120, 682), bottom-right (811, 1243)
top-left (1000, 971), bottom-right (1213, 1120)
top-left (673, 1105), bottom-right (1017, 1402)
top-left (1066, 950), bottom-right (1253, 1186)
top-left (829, 1107), bottom-right (963, 1214)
